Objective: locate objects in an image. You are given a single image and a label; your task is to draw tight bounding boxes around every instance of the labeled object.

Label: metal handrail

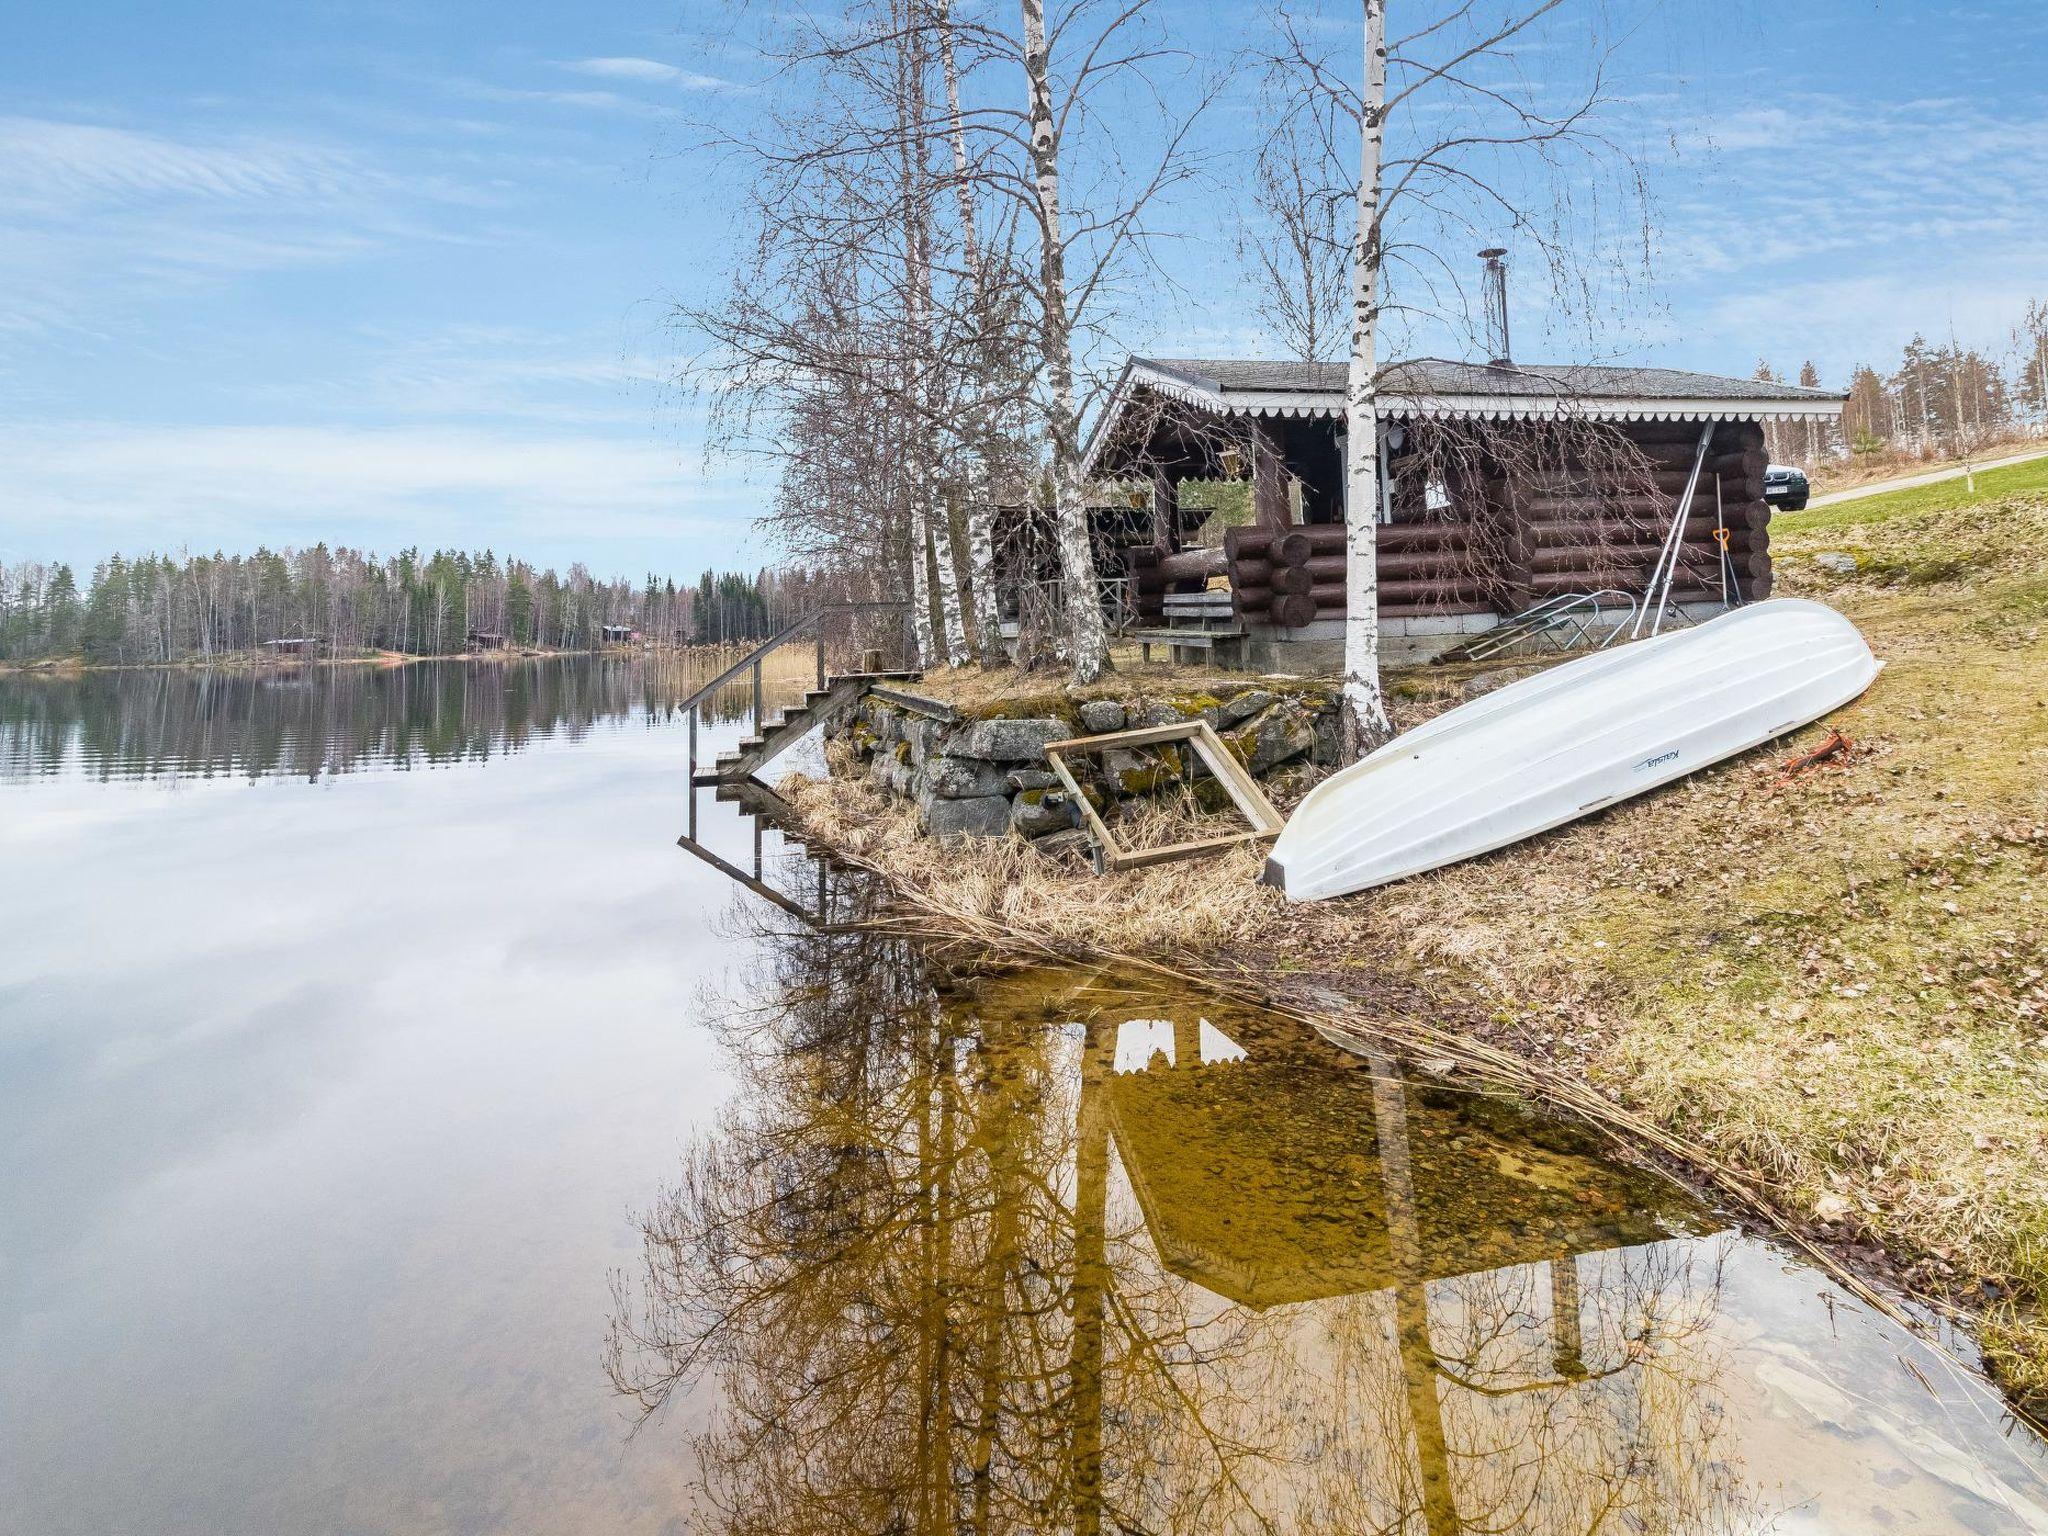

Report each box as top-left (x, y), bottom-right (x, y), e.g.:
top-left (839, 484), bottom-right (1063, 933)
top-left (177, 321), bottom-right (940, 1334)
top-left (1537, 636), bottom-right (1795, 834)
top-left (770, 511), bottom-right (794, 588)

top-left (677, 601), bottom-right (911, 717)
top-left (682, 601), bottom-right (912, 793)
top-left (1455, 589), bottom-right (1637, 663)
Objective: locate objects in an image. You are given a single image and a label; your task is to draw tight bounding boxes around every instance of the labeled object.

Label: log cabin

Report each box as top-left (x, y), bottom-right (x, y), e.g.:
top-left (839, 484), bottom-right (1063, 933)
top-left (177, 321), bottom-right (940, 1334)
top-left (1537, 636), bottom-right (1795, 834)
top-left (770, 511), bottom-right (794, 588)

top-left (1058, 356), bottom-right (1845, 668)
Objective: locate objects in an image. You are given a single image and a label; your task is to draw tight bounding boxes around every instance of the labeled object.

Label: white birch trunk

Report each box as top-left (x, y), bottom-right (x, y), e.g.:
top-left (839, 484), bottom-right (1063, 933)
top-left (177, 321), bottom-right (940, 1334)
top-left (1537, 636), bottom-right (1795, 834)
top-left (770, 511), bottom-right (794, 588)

top-left (962, 477), bottom-right (1003, 663)
top-left (936, 0), bottom-right (1009, 665)
top-left (1340, 0), bottom-right (1393, 759)
top-left (907, 497), bottom-right (937, 665)
top-left (1020, 0), bottom-right (1109, 683)
top-left (929, 491), bottom-right (971, 664)
top-left (896, 0), bottom-right (950, 668)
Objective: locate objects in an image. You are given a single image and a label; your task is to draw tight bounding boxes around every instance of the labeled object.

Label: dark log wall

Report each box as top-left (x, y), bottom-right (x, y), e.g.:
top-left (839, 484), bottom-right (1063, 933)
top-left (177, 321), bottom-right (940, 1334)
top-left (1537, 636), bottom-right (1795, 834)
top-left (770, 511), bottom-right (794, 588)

top-left (1226, 520), bottom-right (1492, 627)
top-left (1146, 418), bottom-right (1774, 631)
top-left (1513, 420), bottom-right (1773, 609)
top-left (1237, 419), bottom-right (1772, 629)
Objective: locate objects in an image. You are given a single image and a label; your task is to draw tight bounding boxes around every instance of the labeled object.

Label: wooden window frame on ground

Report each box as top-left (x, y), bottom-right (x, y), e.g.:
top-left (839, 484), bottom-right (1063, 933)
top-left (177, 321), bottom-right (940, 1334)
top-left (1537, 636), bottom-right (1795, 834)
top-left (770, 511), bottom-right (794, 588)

top-left (1042, 719), bottom-right (1287, 874)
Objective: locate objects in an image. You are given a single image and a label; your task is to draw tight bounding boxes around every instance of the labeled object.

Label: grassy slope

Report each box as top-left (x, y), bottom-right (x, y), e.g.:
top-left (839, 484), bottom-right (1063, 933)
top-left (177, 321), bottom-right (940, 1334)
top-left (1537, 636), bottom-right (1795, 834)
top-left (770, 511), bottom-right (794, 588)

top-left (1367, 462), bottom-right (2048, 1398)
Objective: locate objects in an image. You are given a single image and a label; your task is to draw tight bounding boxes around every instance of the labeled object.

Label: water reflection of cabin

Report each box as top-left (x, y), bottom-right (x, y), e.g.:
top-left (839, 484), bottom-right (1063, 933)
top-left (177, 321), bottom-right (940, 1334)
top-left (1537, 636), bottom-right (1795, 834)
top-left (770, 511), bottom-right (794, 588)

top-left (1103, 1012), bottom-right (1690, 1311)
top-left (1066, 357), bottom-right (1844, 668)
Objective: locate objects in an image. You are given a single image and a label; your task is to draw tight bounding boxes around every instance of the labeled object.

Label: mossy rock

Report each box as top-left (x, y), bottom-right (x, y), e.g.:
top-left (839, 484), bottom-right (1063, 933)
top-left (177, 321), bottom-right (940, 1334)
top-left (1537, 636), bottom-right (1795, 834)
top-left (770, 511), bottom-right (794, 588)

top-left (965, 693), bottom-right (1083, 725)
top-left (1107, 744), bottom-right (1185, 795)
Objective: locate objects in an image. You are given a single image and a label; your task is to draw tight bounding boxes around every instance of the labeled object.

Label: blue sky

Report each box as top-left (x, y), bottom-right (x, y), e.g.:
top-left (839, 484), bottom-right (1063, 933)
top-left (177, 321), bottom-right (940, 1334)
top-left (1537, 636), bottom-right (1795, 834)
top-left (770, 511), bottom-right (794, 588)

top-left (3, 0), bottom-right (2045, 580)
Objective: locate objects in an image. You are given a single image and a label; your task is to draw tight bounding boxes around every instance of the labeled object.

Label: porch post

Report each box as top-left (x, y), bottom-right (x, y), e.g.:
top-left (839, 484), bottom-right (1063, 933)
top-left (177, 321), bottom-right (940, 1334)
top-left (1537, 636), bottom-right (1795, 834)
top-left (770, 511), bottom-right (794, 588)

top-left (1251, 419), bottom-right (1291, 531)
top-left (1151, 468), bottom-right (1178, 554)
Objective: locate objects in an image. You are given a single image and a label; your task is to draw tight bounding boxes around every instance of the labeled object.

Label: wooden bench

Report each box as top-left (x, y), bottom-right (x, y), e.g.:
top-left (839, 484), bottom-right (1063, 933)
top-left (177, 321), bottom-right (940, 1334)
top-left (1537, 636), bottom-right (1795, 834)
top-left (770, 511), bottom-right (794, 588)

top-left (1135, 588), bottom-right (1246, 666)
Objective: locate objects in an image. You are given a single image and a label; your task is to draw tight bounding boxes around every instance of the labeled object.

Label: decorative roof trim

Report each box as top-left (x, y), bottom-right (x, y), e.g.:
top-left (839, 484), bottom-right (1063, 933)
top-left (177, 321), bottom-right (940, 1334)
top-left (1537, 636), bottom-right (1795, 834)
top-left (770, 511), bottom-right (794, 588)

top-left (1080, 358), bottom-right (1844, 475)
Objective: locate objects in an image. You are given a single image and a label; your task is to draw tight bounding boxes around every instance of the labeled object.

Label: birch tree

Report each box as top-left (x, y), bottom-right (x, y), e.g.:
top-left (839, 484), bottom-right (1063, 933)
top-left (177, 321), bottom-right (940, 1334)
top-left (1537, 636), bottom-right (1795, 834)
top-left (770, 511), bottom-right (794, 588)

top-left (1256, 0), bottom-right (1660, 757)
top-left (1017, 0), bottom-right (1108, 682)
top-left (1341, 0), bottom-right (1393, 754)
top-left (935, 0), bottom-right (1011, 664)
top-left (673, 2), bottom-right (1027, 669)
top-left (922, 0), bottom-right (1211, 680)
top-left (896, 1), bottom-right (971, 666)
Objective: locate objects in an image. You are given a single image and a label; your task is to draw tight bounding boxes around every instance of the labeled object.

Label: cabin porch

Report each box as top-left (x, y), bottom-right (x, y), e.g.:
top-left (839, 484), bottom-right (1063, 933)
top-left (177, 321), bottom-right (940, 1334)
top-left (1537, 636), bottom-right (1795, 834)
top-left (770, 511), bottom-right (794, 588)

top-left (1070, 356), bottom-right (1846, 668)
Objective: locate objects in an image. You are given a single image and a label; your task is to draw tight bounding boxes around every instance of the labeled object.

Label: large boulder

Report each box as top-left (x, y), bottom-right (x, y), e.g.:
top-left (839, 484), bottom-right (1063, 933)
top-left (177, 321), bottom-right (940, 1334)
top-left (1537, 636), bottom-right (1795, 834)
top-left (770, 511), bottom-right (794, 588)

top-left (1311, 707), bottom-right (1342, 767)
top-left (868, 745), bottom-right (915, 797)
top-left (923, 793), bottom-right (1013, 841)
top-left (866, 702), bottom-right (903, 745)
top-left (921, 753), bottom-right (1011, 800)
top-left (903, 715), bottom-right (947, 767)
top-left (1104, 744), bottom-right (1184, 795)
top-left (948, 716), bottom-right (1071, 762)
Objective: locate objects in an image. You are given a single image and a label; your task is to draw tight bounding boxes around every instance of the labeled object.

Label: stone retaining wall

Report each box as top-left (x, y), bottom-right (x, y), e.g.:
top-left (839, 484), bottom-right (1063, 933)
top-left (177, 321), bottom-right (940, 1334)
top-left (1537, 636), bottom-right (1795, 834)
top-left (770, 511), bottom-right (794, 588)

top-left (823, 682), bottom-right (1342, 844)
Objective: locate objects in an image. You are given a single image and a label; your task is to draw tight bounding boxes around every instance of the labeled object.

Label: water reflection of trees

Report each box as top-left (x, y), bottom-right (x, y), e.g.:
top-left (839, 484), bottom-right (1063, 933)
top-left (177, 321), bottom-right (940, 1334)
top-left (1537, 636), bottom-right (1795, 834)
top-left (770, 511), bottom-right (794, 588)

top-left (0, 655), bottom-right (766, 781)
top-left (610, 898), bottom-right (1771, 1534)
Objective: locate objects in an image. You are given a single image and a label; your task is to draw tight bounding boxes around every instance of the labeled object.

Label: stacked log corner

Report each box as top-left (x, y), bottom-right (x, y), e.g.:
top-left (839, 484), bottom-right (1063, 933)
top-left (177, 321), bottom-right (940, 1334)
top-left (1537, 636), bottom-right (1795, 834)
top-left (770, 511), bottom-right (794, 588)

top-left (1127, 546), bottom-right (1164, 624)
top-left (1227, 520), bottom-right (1492, 628)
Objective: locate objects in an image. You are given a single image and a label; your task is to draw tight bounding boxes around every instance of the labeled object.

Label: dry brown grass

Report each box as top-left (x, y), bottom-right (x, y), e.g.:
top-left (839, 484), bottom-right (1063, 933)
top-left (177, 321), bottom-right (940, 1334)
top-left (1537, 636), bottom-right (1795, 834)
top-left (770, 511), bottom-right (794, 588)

top-left (1355, 488), bottom-right (2048, 1401)
top-left (901, 647), bottom-right (1339, 717)
top-left (779, 768), bottom-right (1286, 956)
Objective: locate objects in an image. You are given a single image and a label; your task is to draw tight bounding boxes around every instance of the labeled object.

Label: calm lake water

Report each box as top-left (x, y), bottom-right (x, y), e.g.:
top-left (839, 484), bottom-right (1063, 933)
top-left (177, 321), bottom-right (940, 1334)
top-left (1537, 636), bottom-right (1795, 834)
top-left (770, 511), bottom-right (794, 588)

top-left (4, 656), bottom-right (2048, 1534)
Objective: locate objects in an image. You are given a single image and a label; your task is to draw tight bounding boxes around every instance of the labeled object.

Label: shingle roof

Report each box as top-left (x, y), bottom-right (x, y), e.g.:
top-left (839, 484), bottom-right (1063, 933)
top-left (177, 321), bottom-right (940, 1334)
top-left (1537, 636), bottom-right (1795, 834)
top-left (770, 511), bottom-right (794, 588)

top-left (1082, 354), bottom-right (1844, 476)
top-left (1146, 356), bottom-right (1842, 405)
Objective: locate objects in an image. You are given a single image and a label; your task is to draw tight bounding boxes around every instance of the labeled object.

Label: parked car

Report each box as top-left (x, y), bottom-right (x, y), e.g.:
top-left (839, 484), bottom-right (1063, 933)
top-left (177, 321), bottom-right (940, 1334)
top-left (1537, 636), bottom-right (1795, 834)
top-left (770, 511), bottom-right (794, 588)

top-left (1764, 463), bottom-right (1810, 511)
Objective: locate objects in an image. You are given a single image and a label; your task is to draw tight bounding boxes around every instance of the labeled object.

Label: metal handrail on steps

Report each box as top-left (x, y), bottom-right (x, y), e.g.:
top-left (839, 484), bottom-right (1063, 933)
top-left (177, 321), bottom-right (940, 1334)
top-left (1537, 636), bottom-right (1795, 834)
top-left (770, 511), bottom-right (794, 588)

top-left (682, 601), bottom-right (913, 789)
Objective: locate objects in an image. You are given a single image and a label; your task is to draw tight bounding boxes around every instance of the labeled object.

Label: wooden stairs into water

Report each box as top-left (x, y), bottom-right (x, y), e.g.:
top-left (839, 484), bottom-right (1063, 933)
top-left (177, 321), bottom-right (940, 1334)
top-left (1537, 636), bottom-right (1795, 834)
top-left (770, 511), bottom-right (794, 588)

top-left (693, 669), bottom-right (920, 787)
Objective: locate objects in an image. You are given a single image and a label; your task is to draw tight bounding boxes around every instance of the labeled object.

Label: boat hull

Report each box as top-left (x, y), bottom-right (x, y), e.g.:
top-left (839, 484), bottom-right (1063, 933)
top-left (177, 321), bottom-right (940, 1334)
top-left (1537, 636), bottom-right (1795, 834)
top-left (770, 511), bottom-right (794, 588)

top-left (1266, 599), bottom-right (1882, 901)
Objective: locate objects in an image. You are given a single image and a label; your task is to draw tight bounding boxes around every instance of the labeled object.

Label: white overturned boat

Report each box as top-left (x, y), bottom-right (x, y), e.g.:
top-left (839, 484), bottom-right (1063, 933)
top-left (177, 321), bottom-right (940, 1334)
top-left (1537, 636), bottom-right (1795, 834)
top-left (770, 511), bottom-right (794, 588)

top-left (1265, 599), bottom-right (1881, 901)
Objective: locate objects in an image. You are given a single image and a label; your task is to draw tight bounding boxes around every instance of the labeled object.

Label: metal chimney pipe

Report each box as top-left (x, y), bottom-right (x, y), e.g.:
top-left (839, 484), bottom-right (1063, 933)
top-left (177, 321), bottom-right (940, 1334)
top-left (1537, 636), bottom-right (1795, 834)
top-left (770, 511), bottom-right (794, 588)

top-left (1479, 247), bottom-right (1511, 368)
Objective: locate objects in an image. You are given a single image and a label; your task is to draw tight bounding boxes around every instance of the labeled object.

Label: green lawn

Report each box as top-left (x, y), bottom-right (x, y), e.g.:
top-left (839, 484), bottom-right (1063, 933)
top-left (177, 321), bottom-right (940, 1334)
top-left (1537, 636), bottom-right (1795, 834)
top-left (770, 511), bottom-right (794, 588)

top-left (1780, 450), bottom-right (2048, 535)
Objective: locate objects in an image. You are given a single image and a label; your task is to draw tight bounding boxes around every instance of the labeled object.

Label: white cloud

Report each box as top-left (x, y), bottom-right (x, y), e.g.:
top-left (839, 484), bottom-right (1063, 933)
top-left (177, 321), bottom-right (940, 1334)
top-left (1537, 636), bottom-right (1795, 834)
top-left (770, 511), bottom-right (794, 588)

top-left (0, 116), bottom-right (488, 347)
top-left (1593, 81), bottom-right (2048, 385)
top-left (0, 116), bottom-right (360, 213)
top-left (559, 57), bottom-right (739, 91)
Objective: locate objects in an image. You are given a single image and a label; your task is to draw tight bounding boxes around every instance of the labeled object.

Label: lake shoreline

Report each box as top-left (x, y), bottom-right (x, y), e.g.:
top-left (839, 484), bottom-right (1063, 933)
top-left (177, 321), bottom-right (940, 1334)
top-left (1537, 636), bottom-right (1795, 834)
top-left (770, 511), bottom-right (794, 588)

top-left (773, 769), bottom-right (2029, 1423)
top-left (770, 460), bottom-right (2048, 1422)
top-left (0, 641), bottom-right (770, 678)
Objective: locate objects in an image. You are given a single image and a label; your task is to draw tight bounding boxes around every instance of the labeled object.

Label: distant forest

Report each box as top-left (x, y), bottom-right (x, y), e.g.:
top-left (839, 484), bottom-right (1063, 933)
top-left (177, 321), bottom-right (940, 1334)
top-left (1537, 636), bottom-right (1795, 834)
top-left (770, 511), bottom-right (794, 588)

top-left (0, 546), bottom-right (847, 666)
top-left (1760, 306), bottom-right (2048, 463)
